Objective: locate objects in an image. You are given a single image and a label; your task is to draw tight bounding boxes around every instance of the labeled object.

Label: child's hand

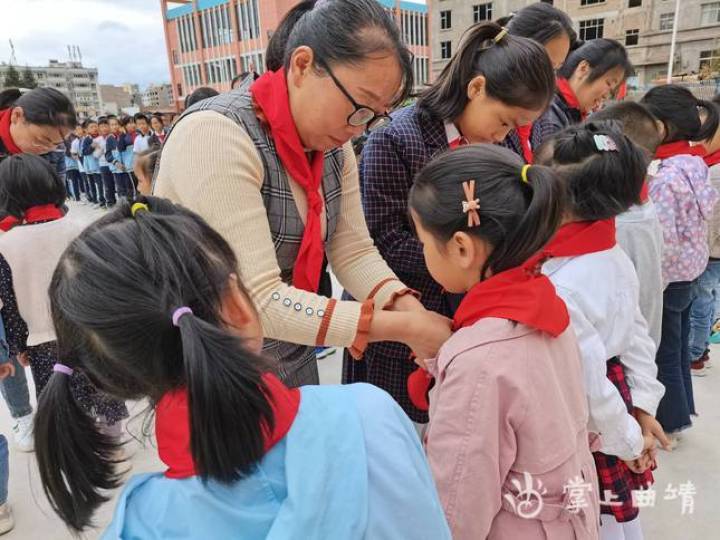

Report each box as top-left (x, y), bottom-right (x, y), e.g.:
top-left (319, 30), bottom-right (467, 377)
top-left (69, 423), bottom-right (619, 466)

top-left (635, 408), bottom-right (671, 451)
top-left (18, 351), bottom-right (29, 367)
top-left (0, 362), bottom-right (15, 380)
top-left (406, 310), bottom-right (453, 362)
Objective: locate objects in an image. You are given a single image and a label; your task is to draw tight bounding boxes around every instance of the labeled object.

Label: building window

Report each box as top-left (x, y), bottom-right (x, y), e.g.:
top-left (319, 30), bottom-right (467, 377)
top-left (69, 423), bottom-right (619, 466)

top-left (659, 13), bottom-right (675, 30)
top-left (579, 18), bottom-right (604, 41)
top-left (473, 3), bottom-right (493, 23)
top-left (625, 29), bottom-right (639, 46)
top-left (177, 83), bottom-right (183, 97)
top-left (237, 0), bottom-right (261, 40)
top-left (628, 0), bottom-right (641, 6)
top-left (699, 49), bottom-right (720, 70)
top-left (580, 0), bottom-right (605, 5)
top-left (701, 2), bottom-right (720, 25)
top-left (440, 10), bottom-right (452, 30)
top-left (441, 41), bottom-right (452, 59)
top-left (172, 50), bottom-right (179, 65)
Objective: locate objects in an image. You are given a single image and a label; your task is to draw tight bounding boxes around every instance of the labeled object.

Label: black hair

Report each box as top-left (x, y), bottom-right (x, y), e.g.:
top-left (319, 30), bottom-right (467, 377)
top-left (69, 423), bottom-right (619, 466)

top-left (591, 101), bottom-right (663, 155)
top-left (106, 114), bottom-right (119, 123)
top-left (0, 87), bottom-right (77, 129)
top-left (266, 0), bottom-right (414, 108)
top-left (559, 39), bottom-right (634, 82)
top-left (641, 84), bottom-right (719, 143)
top-left (536, 121), bottom-right (648, 220)
top-left (0, 154), bottom-right (67, 219)
top-left (35, 196), bottom-right (275, 532)
top-left (501, 3), bottom-right (577, 49)
top-left (184, 86), bottom-right (220, 109)
top-left (151, 114), bottom-right (165, 126)
top-left (82, 118), bottom-right (97, 129)
top-left (418, 22), bottom-right (555, 122)
top-left (64, 133), bottom-right (77, 158)
top-left (97, 116), bottom-right (109, 126)
top-left (133, 112), bottom-right (149, 123)
top-left (134, 144), bottom-right (162, 180)
top-left (409, 144), bottom-right (564, 280)
top-left (119, 115), bottom-right (134, 128)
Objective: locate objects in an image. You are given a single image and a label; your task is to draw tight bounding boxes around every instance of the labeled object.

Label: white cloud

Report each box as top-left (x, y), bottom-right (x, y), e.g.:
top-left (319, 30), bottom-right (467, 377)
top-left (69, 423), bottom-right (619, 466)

top-left (0, 0), bottom-right (169, 88)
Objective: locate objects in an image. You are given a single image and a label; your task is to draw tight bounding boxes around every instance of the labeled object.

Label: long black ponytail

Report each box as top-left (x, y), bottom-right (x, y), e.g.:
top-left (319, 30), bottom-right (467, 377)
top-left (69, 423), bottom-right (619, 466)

top-left (35, 196), bottom-right (274, 532)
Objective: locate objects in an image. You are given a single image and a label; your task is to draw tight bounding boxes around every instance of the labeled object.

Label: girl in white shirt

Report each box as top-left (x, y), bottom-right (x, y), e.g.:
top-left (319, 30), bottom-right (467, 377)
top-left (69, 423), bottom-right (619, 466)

top-left (536, 122), bottom-right (669, 540)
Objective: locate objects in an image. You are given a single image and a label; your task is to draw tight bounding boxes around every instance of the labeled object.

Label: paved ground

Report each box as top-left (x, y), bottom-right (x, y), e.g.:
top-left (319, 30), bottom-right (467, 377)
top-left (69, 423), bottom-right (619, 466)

top-left (0, 201), bottom-right (717, 538)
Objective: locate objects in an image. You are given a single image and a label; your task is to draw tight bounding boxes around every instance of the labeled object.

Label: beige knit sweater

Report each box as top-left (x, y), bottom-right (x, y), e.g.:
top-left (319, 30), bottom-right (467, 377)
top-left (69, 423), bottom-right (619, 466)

top-left (155, 111), bottom-right (407, 349)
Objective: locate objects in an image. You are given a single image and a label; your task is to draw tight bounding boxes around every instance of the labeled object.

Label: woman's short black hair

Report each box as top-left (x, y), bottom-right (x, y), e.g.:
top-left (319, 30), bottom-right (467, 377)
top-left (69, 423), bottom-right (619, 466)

top-left (184, 86), bottom-right (220, 109)
top-left (536, 121), bottom-right (648, 221)
top-left (265, 0), bottom-right (414, 109)
top-left (559, 39), bottom-right (634, 83)
top-left (35, 197), bottom-right (274, 532)
top-left (0, 87), bottom-right (77, 130)
top-left (501, 2), bottom-right (577, 48)
top-left (0, 153), bottom-right (67, 218)
top-left (641, 84), bottom-right (719, 143)
top-left (417, 22), bottom-right (556, 122)
top-left (409, 144), bottom-right (565, 280)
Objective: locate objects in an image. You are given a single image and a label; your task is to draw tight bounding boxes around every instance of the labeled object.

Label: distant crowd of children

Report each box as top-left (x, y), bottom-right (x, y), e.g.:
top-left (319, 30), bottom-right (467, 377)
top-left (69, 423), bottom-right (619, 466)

top-left (63, 112), bottom-right (167, 208)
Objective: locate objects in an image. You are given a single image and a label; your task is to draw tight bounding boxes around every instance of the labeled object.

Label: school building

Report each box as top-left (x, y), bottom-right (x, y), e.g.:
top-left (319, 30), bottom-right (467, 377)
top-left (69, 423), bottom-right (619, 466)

top-left (160, 0), bottom-right (431, 112)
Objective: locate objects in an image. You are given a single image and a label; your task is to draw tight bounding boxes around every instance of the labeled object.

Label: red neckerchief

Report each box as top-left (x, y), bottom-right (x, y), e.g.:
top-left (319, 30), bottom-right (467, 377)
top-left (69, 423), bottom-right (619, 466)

top-left (704, 149), bottom-right (720, 167)
top-left (408, 256), bottom-right (571, 411)
top-left (541, 219), bottom-right (616, 258)
top-left (251, 68), bottom-right (326, 292)
top-left (155, 131), bottom-right (166, 144)
top-left (555, 78), bottom-right (587, 120)
top-left (639, 182), bottom-right (650, 204)
top-left (616, 81), bottom-right (627, 101)
top-left (515, 124), bottom-right (534, 163)
top-left (655, 141), bottom-right (707, 160)
top-left (0, 109), bottom-right (22, 155)
top-left (156, 373), bottom-right (300, 479)
top-left (0, 204), bottom-right (65, 232)
top-left (445, 121), bottom-right (467, 149)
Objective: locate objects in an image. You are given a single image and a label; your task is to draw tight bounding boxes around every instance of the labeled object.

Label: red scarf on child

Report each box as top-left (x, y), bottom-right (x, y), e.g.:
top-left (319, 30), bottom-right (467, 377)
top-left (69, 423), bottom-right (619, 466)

top-left (252, 68), bottom-right (326, 292)
top-left (556, 78), bottom-right (587, 120)
top-left (515, 124), bottom-right (534, 164)
top-left (704, 150), bottom-right (720, 167)
top-left (655, 140), bottom-right (708, 160)
top-left (542, 218), bottom-right (616, 258)
top-left (407, 255), bottom-right (570, 411)
top-left (155, 373), bottom-right (300, 479)
top-left (0, 109), bottom-right (21, 155)
top-left (0, 204), bottom-right (64, 232)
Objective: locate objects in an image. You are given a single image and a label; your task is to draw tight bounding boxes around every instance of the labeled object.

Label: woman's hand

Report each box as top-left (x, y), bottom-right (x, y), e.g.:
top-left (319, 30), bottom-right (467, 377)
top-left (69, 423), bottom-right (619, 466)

top-left (403, 309), bottom-right (453, 361)
top-left (18, 352), bottom-right (29, 367)
top-left (635, 408), bottom-right (671, 451)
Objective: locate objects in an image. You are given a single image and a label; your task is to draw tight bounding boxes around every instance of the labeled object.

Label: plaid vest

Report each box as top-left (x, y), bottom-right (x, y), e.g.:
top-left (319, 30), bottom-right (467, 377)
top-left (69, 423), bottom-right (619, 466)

top-left (159, 87), bottom-right (344, 376)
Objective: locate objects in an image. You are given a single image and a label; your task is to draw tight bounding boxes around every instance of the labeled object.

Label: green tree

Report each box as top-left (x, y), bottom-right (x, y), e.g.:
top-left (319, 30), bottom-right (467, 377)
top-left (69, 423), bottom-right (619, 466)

top-left (20, 66), bottom-right (37, 89)
top-left (2, 65), bottom-right (21, 88)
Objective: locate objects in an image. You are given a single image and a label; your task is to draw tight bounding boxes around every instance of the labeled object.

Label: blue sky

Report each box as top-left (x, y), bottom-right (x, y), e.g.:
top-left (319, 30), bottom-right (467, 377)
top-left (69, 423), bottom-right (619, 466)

top-left (0, 0), bottom-right (426, 89)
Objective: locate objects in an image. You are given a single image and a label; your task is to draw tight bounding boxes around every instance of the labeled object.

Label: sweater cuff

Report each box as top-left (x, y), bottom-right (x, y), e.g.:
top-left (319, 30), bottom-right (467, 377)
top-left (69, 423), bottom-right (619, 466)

top-left (369, 278), bottom-right (415, 311)
top-left (348, 299), bottom-right (374, 360)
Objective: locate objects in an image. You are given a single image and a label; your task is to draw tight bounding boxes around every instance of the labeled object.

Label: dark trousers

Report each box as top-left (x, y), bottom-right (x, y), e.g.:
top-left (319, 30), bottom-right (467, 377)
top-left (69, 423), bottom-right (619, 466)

top-left (656, 281), bottom-right (696, 433)
top-left (81, 173), bottom-right (96, 202)
top-left (113, 172), bottom-right (134, 198)
top-left (100, 167), bottom-right (116, 206)
top-left (90, 173), bottom-right (105, 204)
top-left (66, 169), bottom-right (82, 201)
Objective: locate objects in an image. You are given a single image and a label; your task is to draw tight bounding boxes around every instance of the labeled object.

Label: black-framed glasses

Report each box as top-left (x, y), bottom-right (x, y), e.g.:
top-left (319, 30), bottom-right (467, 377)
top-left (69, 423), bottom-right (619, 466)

top-left (318, 59), bottom-right (391, 132)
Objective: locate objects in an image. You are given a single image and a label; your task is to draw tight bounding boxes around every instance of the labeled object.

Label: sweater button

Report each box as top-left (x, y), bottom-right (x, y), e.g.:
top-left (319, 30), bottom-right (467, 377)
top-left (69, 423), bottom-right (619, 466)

top-left (317, 309), bottom-right (325, 318)
top-left (283, 298), bottom-right (292, 307)
top-left (271, 292), bottom-right (281, 301)
top-left (305, 307), bottom-right (314, 316)
top-left (294, 303), bottom-right (302, 311)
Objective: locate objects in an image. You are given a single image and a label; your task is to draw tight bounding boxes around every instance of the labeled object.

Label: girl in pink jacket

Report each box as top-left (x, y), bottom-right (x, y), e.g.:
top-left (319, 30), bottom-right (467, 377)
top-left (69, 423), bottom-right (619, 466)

top-left (408, 144), bottom-right (599, 539)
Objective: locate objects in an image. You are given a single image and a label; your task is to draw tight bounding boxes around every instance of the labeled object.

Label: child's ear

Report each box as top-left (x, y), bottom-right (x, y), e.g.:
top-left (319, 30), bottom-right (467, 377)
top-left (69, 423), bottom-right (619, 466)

top-left (451, 232), bottom-right (478, 271)
top-left (220, 274), bottom-right (263, 352)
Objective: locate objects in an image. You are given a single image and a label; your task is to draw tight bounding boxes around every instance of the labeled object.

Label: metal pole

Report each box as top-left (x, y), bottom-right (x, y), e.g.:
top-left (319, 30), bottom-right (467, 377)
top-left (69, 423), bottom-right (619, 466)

top-left (666, 0), bottom-right (681, 83)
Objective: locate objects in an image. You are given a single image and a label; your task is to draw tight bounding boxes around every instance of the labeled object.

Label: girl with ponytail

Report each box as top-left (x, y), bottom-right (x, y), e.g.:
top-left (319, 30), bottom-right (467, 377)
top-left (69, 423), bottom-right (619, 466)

top-left (407, 144), bottom-right (599, 539)
top-left (347, 21), bottom-right (556, 426)
top-left (34, 197), bottom-right (450, 538)
top-left (536, 121), bottom-right (669, 538)
top-left (640, 85), bottom-right (720, 441)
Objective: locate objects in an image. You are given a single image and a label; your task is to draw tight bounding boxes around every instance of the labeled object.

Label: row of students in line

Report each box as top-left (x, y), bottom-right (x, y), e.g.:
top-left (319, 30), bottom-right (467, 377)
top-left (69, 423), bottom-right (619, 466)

top-left (64, 113), bottom-right (165, 208)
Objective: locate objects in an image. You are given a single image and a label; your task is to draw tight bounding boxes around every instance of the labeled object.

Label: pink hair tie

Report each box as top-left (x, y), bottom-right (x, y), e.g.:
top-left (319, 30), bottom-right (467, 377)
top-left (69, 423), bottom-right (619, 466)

top-left (172, 306), bottom-right (193, 327)
top-left (53, 363), bottom-right (74, 376)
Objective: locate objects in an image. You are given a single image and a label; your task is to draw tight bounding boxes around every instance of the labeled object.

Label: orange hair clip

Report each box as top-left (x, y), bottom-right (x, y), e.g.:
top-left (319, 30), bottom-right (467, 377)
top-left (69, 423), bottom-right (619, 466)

top-left (461, 180), bottom-right (481, 228)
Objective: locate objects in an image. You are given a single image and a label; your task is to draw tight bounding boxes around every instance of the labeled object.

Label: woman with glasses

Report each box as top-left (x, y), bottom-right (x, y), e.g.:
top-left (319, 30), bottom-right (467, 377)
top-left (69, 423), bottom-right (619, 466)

top-left (343, 22), bottom-right (558, 425)
top-left (154, 0), bottom-right (453, 387)
top-left (0, 88), bottom-right (76, 164)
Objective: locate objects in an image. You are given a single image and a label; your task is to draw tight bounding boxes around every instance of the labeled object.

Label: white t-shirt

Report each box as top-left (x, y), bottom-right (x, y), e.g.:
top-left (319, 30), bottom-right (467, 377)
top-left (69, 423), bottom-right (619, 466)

top-left (133, 133), bottom-right (151, 154)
